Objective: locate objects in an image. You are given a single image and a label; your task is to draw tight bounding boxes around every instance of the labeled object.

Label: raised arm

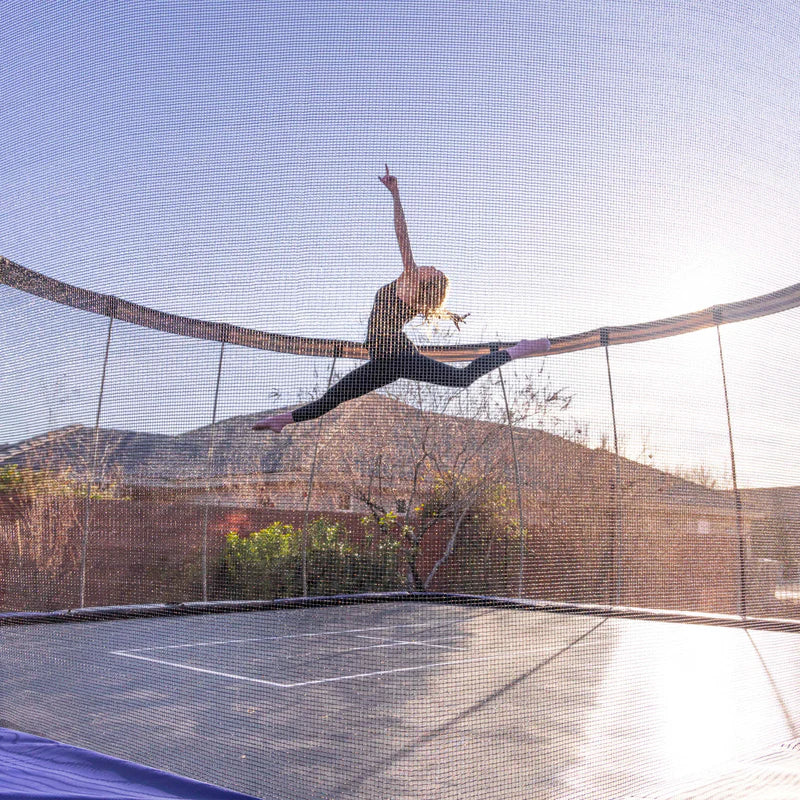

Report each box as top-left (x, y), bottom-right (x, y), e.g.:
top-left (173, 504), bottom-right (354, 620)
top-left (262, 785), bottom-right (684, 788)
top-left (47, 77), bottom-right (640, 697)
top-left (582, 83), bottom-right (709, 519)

top-left (380, 165), bottom-right (417, 276)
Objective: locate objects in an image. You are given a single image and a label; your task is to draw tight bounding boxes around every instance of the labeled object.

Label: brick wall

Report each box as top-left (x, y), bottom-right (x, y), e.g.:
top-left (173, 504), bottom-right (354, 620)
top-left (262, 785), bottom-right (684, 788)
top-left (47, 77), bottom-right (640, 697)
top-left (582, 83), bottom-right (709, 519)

top-left (0, 495), bottom-right (782, 617)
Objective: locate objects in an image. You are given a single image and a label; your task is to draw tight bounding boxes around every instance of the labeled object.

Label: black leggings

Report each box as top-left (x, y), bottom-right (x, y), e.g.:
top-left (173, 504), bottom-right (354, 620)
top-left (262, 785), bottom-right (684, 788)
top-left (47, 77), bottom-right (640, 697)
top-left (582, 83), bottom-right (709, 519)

top-left (292, 349), bottom-right (511, 423)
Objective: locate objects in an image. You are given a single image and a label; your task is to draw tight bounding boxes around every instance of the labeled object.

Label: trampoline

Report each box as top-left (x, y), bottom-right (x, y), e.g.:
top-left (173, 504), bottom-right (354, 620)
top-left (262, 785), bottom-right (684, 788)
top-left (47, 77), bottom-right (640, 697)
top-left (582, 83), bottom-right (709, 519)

top-left (4, 599), bottom-right (800, 798)
top-left (3, 2), bottom-right (800, 798)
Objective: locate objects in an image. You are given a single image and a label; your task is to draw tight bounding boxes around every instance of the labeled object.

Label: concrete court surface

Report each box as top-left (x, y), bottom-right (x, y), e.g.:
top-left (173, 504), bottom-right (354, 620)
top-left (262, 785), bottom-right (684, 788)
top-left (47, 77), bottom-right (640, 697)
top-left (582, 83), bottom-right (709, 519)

top-left (2, 600), bottom-right (800, 799)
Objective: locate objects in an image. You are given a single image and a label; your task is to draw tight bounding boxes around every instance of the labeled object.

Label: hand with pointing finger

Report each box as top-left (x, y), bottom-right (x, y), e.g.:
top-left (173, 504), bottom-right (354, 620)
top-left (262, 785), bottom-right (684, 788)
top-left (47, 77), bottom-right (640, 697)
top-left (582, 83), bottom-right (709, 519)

top-left (379, 164), bottom-right (399, 195)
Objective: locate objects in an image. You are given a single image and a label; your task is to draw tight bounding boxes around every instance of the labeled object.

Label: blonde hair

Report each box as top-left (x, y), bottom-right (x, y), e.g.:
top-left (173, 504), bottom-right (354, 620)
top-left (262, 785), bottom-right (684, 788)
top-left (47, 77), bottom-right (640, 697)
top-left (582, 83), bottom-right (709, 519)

top-left (412, 271), bottom-right (470, 330)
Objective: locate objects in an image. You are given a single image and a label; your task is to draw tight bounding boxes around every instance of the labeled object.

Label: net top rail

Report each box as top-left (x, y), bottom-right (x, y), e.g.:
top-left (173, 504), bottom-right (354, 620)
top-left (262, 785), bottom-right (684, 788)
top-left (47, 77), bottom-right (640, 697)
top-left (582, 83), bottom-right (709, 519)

top-left (2, 257), bottom-right (799, 362)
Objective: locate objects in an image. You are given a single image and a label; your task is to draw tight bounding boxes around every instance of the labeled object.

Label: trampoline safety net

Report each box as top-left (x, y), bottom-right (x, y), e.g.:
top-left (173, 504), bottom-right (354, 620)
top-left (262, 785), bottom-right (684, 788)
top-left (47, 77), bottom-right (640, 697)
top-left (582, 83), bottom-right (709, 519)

top-left (2, 3), bottom-right (800, 799)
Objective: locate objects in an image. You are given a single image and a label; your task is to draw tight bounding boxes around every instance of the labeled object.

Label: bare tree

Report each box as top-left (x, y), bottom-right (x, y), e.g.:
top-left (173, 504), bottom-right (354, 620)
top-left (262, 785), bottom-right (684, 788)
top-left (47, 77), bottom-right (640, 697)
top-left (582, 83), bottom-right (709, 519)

top-left (312, 362), bottom-right (572, 592)
top-left (672, 463), bottom-right (722, 490)
top-left (0, 429), bottom-right (125, 611)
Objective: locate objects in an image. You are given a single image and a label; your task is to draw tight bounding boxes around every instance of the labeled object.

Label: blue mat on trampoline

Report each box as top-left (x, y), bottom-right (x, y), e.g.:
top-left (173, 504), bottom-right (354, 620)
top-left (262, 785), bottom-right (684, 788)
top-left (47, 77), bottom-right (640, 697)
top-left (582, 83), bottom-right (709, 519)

top-left (0, 728), bottom-right (259, 799)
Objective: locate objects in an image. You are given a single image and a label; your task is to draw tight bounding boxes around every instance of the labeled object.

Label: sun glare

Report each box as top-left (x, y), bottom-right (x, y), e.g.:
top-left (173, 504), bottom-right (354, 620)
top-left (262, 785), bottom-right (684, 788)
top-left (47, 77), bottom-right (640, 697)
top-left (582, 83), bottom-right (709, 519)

top-left (658, 245), bottom-right (742, 318)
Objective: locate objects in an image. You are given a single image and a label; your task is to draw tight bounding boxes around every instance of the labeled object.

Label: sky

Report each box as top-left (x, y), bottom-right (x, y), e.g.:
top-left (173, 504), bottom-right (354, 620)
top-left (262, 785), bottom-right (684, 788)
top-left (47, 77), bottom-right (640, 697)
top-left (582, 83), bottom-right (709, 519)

top-left (1, 0), bottom-right (800, 487)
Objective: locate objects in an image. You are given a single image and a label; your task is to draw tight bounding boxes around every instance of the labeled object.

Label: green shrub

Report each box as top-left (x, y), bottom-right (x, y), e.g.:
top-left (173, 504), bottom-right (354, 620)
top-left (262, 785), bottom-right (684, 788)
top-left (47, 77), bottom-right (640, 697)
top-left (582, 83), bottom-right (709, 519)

top-left (216, 517), bottom-right (404, 600)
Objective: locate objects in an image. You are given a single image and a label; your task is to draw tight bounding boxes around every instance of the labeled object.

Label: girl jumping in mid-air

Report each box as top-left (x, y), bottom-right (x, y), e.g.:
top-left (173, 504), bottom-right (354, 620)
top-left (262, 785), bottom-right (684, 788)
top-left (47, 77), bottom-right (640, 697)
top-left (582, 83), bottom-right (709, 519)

top-left (253, 167), bottom-right (550, 433)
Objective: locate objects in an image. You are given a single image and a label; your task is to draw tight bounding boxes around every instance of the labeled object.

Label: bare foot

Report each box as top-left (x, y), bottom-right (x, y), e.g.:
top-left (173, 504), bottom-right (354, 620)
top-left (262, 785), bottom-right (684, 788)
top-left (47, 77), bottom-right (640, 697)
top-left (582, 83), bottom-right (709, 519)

top-left (252, 411), bottom-right (293, 433)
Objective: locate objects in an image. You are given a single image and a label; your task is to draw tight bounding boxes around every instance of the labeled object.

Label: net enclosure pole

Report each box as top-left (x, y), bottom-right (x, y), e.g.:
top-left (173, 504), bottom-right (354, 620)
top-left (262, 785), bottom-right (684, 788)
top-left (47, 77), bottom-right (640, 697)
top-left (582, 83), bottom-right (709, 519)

top-left (80, 313), bottom-right (114, 609)
top-left (715, 320), bottom-right (747, 618)
top-left (301, 354), bottom-right (338, 598)
top-left (3, 260), bottom-right (798, 363)
top-left (497, 361), bottom-right (526, 599)
top-left (602, 330), bottom-right (624, 607)
top-left (200, 340), bottom-right (226, 603)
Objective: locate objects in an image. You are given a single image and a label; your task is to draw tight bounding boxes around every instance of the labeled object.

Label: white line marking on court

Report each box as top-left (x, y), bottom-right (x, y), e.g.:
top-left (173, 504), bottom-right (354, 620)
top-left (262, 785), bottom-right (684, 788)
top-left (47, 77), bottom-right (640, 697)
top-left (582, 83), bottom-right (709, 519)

top-left (110, 651), bottom-right (291, 687)
top-left (111, 644), bottom-right (546, 689)
top-left (329, 642), bottom-right (412, 654)
top-left (119, 623), bottom-right (435, 653)
top-left (353, 635), bottom-right (467, 651)
top-left (262, 649), bottom-right (543, 688)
